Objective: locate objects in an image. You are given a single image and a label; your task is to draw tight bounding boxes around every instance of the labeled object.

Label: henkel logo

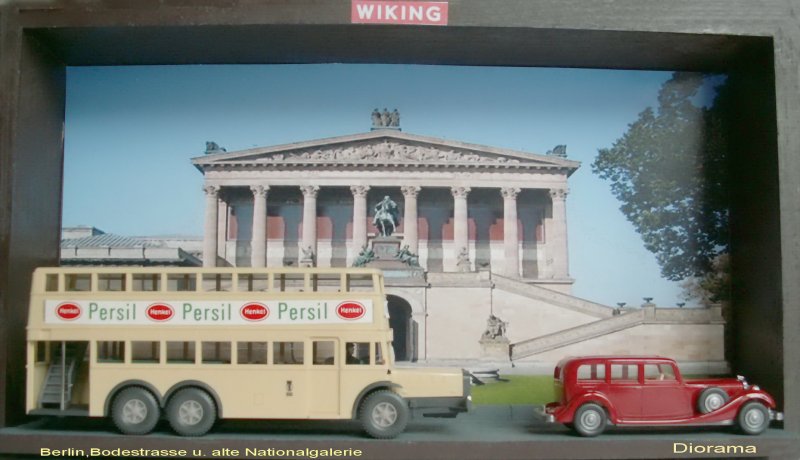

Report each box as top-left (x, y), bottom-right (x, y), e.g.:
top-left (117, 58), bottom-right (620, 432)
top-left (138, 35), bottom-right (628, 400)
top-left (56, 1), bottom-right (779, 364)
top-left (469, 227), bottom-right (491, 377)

top-left (336, 301), bottom-right (366, 320)
top-left (351, 1), bottom-right (448, 26)
top-left (146, 303), bottom-right (174, 322)
top-left (56, 303), bottom-right (82, 321)
top-left (240, 303), bottom-right (270, 322)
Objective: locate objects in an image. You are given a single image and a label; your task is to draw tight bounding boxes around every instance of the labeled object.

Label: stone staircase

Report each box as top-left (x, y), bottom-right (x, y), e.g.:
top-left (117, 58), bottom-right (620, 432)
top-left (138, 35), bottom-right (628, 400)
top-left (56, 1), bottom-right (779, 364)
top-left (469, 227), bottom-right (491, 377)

top-left (491, 273), bottom-right (613, 318)
top-left (509, 309), bottom-right (646, 360)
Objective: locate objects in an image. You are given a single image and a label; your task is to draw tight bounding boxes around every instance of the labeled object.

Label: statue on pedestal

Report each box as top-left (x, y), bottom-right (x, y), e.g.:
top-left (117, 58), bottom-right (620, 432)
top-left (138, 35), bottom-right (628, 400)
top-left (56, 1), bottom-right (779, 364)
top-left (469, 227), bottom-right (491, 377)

top-left (299, 245), bottom-right (315, 267)
top-left (482, 314), bottom-right (508, 341)
top-left (373, 196), bottom-right (400, 237)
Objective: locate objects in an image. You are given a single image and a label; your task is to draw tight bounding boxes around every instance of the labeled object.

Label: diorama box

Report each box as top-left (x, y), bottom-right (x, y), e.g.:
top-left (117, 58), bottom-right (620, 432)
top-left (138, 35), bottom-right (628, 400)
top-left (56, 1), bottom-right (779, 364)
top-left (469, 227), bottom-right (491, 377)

top-left (1, 1), bottom-right (799, 459)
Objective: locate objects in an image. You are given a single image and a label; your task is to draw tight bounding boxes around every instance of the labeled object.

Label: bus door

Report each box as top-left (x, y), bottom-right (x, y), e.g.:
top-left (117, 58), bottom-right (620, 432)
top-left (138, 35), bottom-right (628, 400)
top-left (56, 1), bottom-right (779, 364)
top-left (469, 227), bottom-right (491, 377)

top-left (309, 338), bottom-right (340, 417)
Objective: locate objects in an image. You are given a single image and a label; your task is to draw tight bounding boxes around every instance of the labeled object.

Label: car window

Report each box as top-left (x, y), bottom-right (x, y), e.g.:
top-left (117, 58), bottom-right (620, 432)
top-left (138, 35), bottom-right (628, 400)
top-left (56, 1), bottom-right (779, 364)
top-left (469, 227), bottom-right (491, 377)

top-left (644, 363), bottom-right (676, 381)
top-left (577, 363), bottom-right (605, 380)
top-left (610, 364), bottom-right (639, 382)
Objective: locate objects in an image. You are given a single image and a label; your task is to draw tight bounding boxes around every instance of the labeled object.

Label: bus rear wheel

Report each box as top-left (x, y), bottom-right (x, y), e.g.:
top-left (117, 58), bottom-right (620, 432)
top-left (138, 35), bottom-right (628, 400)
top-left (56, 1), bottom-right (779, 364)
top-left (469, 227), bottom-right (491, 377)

top-left (167, 388), bottom-right (217, 436)
top-left (358, 390), bottom-right (409, 439)
top-left (112, 387), bottom-right (160, 435)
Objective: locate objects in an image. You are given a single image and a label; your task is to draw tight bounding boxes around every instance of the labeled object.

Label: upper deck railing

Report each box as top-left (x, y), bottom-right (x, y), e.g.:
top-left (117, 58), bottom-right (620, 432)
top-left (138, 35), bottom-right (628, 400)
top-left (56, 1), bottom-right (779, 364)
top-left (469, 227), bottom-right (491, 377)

top-left (32, 267), bottom-right (383, 295)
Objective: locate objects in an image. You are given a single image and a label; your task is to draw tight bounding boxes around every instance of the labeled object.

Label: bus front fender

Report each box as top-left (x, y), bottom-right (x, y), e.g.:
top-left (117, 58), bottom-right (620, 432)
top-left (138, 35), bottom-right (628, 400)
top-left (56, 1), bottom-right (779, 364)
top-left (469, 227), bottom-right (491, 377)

top-left (350, 381), bottom-right (399, 418)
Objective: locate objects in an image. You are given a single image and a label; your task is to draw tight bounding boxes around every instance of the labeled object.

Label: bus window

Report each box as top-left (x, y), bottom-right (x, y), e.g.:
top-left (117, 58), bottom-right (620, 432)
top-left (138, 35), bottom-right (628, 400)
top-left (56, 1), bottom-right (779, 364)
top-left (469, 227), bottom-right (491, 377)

top-left (313, 341), bottom-right (335, 365)
top-left (237, 273), bottom-right (268, 292)
top-left (237, 342), bottom-right (268, 364)
top-left (167, 274), bottom-right (196, 292)
top-left (375, 342), bottom-right (385, 365)
top-left (131, 341), bottom-right (159, 363)
top-left (65, 274), bottom-right (91, 292)
top-left (345, 273), bottom-right (373, 292)
top-left (273, 341), bottom-right (304, 365)
top-left (98, 274), bottom-right (126, 291)
top-left (167, 341), bottom-right (196, 364)
top-left (45, 274), bottom-right (59, 292)
top-left (132, 274), bottom-right (160, 292)
top-left (273, 273), bottom-right (305, 292)
top-left (202, 342), bottom-right (231, 364)
top-left (311, 274), bottom-right (341, 292)
top-left (346, 342), bottom-right (369, 365)
top-left (202, 273), bottom-right (232, 292)
top-left (35, 342), bottom-right (47, 363)
top-left (97, 341), bottom-right (125, 363)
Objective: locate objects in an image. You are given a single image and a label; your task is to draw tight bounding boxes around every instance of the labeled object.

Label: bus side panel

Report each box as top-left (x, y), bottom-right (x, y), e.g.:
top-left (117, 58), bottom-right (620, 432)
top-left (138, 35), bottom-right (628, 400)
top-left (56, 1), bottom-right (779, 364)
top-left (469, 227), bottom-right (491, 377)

top-left (91, 367), bottom-right (315, 419)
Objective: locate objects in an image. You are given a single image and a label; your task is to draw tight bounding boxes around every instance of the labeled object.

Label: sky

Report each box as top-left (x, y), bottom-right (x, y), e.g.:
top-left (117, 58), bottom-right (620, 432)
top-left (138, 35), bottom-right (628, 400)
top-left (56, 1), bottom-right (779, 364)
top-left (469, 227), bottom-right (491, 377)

top-left (63, 64), bottom-right (719, 308)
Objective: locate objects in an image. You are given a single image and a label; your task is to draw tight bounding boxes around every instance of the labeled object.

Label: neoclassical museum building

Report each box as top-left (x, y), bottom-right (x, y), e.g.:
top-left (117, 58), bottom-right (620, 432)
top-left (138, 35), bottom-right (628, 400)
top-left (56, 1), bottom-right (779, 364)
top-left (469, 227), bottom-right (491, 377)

top-left (191, 115), bottom-right (726, 371)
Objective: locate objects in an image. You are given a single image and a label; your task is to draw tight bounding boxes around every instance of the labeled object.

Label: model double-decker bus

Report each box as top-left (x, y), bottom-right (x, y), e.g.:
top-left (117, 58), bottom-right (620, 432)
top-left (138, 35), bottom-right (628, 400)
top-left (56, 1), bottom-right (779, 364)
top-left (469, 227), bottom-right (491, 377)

top-left (26, 267), bottom-right (470, 438)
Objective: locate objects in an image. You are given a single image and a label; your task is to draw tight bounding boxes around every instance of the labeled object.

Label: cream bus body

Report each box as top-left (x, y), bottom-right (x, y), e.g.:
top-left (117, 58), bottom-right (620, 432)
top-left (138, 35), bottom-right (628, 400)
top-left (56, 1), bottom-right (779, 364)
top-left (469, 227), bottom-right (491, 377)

top-left (26, 267), bottom-right (469, 438)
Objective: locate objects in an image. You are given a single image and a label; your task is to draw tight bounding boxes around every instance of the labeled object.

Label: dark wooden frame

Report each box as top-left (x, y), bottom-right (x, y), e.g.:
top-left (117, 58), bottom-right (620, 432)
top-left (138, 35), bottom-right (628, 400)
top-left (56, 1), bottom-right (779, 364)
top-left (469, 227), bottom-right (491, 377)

top-left (1, 1), bottom-right (798, 458)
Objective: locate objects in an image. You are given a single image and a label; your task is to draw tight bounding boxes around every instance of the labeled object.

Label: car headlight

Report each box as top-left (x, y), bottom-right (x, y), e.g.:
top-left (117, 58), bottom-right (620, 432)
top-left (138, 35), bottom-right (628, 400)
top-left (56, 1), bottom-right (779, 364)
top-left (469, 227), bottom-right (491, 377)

top-left (737, 375), bottom-right (750, 390)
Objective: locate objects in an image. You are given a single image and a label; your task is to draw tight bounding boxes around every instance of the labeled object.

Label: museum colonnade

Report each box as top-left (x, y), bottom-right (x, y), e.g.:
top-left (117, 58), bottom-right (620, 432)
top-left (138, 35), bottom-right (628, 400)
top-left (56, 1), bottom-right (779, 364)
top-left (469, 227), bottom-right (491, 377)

top-left (201, 183), bottom-right (569, 279)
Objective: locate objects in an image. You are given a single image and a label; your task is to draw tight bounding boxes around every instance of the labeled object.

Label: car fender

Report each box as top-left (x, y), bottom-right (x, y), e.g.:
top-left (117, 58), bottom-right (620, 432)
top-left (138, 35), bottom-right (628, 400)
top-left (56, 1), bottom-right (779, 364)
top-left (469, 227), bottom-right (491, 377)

top-left (560, 392), bottom-right (618, 424)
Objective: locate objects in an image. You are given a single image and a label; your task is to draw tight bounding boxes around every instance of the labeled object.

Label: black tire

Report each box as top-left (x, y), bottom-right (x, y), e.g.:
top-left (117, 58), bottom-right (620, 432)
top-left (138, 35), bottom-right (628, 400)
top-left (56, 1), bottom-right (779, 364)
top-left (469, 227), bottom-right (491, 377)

top-left (697, 387), bottom-right (730, 414)
top-left (572, 403), bottom-right (607, 437)
top-left (737, 401), bottom-right (770, 435)
top-left (358, 390), bottom-right (409, 439)
top-left (111, 386), bottom-right (160, 435)
top-left (166, 388), bottom-right (217, 436)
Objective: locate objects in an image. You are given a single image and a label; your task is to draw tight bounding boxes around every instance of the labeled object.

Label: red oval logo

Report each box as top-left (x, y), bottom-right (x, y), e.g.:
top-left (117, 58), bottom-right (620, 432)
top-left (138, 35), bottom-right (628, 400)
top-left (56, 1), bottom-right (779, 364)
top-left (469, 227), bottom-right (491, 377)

top-left (56, 303), bottom-right (82, 321)
top-left (240, 303), bottom-right (269, 321)
top-left (146, 303), bottom-right (174, 322)
top-left (336, 301), bottom-right (366, 320)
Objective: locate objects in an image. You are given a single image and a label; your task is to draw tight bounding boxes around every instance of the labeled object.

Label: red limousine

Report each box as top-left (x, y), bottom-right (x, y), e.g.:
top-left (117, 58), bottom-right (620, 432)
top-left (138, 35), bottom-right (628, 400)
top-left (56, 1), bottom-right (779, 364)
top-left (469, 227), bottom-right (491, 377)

top-left (543, 356), bottom-right (782, 436)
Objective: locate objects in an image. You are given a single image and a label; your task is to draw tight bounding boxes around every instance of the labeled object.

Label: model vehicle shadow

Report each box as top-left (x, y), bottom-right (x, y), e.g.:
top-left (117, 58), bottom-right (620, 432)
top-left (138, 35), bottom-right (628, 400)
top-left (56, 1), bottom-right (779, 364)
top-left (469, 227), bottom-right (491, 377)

top-left (21, 416), bottom-right (456, 439)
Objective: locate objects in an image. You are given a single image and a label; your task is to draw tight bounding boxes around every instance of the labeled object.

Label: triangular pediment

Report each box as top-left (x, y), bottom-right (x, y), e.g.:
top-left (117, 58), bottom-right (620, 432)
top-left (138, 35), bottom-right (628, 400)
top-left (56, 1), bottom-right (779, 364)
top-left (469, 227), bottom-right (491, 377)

top-left (192, 130), bottom-right (579, 174)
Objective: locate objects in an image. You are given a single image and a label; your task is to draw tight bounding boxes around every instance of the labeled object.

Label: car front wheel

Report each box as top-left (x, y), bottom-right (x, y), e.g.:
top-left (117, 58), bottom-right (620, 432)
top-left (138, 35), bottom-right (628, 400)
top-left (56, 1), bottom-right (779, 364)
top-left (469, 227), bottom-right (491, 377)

top-left (738, 401), bottom-right (770, 435)
top-left (572, 403), bottom-right (607, 437)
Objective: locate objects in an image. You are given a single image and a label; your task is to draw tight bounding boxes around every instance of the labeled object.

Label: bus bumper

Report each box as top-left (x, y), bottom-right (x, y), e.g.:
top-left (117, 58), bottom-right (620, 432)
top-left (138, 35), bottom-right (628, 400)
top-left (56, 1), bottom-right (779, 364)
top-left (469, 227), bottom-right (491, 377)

top-left (409, 395), bottom-right (471, 418)
top-left (410, 371), bottom-right (472, 418)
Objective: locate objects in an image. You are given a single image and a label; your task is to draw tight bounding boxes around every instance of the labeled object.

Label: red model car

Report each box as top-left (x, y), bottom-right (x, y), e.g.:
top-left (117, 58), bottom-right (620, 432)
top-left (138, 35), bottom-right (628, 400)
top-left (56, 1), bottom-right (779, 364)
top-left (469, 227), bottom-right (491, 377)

top-left (542, 356), bottom-right (782, 437)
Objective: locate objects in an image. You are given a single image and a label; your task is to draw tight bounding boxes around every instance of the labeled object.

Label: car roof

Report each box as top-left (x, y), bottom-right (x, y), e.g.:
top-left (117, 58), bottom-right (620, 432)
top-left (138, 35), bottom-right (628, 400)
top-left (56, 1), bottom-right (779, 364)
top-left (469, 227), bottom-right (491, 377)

top-left (557, 355), bottom-right (676, 367)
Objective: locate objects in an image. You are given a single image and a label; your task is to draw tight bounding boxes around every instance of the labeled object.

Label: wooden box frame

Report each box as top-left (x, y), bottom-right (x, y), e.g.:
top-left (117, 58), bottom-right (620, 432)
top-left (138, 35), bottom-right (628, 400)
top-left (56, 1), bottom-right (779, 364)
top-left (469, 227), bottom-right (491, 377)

top-left (1, 1), bottom-right (798, 458)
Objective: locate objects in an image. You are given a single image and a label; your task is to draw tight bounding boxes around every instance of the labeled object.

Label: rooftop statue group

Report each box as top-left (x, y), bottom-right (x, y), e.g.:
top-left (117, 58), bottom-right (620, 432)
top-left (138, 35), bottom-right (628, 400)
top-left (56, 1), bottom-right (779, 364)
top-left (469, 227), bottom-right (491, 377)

top-left (372, 108), bottom-right (400, 128)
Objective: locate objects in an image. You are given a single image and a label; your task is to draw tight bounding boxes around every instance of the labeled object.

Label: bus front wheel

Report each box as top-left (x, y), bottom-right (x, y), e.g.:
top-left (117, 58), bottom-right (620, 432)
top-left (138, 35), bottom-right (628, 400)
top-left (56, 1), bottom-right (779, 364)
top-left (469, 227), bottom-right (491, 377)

top-left (111, 387), bottom-right (160, 435)
top-left (166, 388), bottom-right (217, 436)
top-left (358, 390), bottom-right (409, 439)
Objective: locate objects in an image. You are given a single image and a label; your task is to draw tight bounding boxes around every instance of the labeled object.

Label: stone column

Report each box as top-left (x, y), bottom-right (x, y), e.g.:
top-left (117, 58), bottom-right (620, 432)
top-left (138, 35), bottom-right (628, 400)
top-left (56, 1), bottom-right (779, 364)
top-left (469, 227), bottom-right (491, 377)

top-left (451, 186), bottom-right (471, 271)
top-left (501, 187), bottom-right (521, 277)
top-left (549, 188), bottom-right (570, 278)
top-left (350, 185), bottom-right (370, 254)
top-left (202, 184), bottom-right (220, 267)
top-left (250, 185), bottom-right (269, 268)
top-left (300, 185), bottom-right (320, 266)
top-left (401, 186), bottom-right (421, 254)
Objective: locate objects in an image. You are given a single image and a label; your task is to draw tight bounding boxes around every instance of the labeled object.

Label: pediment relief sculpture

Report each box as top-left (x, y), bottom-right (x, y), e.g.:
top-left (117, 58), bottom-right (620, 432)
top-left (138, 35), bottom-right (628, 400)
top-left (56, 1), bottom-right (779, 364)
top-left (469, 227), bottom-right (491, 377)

top-left (255, 141), bottom-right (524, 164)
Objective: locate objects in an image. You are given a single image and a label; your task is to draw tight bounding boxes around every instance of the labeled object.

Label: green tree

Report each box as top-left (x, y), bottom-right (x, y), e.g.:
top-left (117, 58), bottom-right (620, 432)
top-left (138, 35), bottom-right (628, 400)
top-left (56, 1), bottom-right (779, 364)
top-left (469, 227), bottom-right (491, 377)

top-left (592, 72), bottom-right (730, 302)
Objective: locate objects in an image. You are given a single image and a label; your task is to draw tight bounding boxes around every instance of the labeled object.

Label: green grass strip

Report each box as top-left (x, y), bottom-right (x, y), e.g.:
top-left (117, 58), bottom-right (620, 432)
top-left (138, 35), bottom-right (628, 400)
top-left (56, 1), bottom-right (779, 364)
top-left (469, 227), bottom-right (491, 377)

top-left (471, 375), bottom-right (556, 405)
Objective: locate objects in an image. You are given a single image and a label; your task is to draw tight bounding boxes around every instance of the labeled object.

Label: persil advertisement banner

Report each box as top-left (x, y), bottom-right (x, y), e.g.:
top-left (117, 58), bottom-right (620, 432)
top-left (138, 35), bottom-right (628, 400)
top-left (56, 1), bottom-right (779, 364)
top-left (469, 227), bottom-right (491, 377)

top-left (44, 299), bottom-right (373, 325)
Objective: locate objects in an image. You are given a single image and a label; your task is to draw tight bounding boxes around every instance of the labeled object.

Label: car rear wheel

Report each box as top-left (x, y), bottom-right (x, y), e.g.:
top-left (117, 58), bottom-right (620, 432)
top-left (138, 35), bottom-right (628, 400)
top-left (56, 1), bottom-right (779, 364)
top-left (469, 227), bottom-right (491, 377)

top-left (166, 388), bottom-right (217, 436)
top-left (111, 387), bottom-right (160, 435)
top-left (738, 401), bottom-right (770, 435)
top-left (697, 387), bottom-right (730, 414)
top-left (358, 390), bottom-right (409, 439)
top-left (572, 403), bottom-right (606, 437)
